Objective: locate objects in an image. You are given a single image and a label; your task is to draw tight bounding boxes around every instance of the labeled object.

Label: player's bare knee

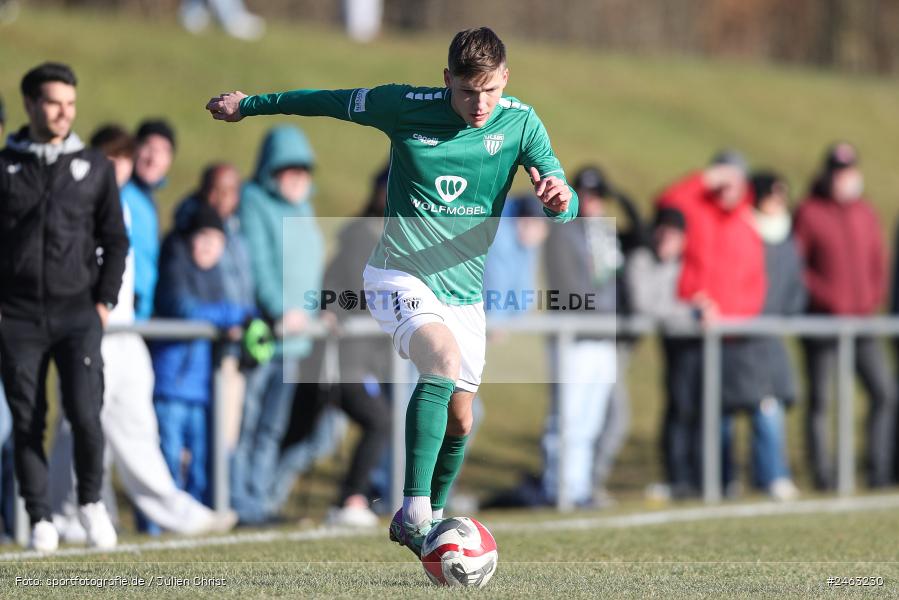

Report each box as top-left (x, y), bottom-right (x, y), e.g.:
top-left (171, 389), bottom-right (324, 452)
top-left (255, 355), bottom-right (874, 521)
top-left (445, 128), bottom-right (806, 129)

top-left (446, 412), bottom-right (473, 436)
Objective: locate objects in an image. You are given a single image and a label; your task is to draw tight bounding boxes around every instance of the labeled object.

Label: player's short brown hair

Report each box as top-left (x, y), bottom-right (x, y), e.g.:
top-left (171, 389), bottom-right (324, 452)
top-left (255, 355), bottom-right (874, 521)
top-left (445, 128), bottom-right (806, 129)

top-left (448, 27), bottom-right (507, 79)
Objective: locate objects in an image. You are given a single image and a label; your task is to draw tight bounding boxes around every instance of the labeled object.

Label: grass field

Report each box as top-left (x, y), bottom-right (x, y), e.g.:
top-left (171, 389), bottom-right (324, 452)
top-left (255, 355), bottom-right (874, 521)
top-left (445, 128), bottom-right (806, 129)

top-left (2, 8), bottom-right (899, 593)
top-left (1, 495), bottom-right (897, 598)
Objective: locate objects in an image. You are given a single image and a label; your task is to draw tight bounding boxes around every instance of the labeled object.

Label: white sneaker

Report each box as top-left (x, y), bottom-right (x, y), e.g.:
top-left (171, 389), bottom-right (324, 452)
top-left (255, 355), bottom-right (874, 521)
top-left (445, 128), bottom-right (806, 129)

top-left (30, 520), bottom-right (59, 553)
top-left (768, 478), bottom-right (800, 502)
top-left (326, 505), bottom-right (379, 528)
top-left (193, 509), bottom-right (239, 535)
top-left (78, 502), bottom-right (117, 549)
top-left (52, 513), bottom-right (87, 544)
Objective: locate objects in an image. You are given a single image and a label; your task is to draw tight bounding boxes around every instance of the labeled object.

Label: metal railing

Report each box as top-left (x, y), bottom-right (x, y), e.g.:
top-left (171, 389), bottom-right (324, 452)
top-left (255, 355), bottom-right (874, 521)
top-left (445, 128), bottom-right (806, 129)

top-left (12, 314), bottom-right (897, 544)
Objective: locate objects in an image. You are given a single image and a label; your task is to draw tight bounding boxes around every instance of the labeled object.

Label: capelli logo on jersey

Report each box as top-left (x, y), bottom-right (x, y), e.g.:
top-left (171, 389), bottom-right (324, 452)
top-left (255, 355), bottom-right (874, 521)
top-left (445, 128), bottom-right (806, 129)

top-left (435, 176), bottom-right (467, 203)
top-left (413, 133), bottom-right (439, 146)
top-left (353, 88), bottom-right (369, 113)
top-left (483, 133), bottom-right (504, 156)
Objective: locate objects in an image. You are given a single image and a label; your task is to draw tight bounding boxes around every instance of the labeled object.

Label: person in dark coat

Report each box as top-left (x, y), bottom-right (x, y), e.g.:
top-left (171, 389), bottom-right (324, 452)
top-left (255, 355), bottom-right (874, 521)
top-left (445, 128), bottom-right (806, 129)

top-left (720, 172), bottom-right (805, 500)
top-left (794, 142), bottom-right (896, 489)
top-left (0, 63), bottom-right (128, 551)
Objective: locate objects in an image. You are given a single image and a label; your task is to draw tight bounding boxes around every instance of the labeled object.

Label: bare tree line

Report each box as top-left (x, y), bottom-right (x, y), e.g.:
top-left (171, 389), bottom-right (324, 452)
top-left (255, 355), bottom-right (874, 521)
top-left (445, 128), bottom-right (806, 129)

top-left (38, 0), bottom-right (899, 73)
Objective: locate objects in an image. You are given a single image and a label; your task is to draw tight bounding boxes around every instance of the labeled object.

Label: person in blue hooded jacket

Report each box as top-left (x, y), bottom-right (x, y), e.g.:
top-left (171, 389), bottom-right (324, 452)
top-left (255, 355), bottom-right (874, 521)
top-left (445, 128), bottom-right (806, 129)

top-left (121, 119), bottom-right (176, 321)
top-left (152, 204), bottom-right (254, 504)
top-left (230, 125), bottom-right (336, 524)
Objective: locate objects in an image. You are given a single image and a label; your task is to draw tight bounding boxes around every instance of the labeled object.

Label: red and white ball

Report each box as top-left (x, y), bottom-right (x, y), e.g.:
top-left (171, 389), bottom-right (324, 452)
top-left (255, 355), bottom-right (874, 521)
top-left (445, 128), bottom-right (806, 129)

top-left (420, 517), bottom-right (498, 588)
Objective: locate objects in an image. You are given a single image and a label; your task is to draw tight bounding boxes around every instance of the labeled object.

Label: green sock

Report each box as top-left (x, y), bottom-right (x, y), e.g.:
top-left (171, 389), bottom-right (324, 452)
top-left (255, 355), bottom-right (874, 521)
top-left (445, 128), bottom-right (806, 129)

top-left (431, 434), bottom-right (469, 512)
top-left (403, 374), bottom-right (455, 497)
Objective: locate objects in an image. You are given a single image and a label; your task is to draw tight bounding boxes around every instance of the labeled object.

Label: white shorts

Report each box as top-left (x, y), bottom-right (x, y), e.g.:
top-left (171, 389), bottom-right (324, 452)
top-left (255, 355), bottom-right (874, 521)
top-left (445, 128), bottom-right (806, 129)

top-left (362, 265), bottom-right (486, 393)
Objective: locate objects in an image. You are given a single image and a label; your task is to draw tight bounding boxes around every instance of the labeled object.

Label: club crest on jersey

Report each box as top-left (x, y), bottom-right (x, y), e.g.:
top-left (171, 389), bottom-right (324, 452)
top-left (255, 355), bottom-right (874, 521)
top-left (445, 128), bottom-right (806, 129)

top-left (483, 133), bottom-right (504, 156)
top-left (402, 296), bottom-right (421, 312)
top-left (70, 158), bottom-right (91, 182)
top-left (435, 175), bottom-right (467, 203)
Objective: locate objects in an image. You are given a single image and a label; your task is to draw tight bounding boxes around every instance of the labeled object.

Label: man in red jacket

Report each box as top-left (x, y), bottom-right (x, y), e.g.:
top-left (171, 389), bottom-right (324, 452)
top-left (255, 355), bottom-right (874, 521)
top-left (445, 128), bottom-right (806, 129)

top-left (794, 142), bottom-right (896, 489)
top-left (656, 151), bottom-right (768, 495)
top-left (657, 152), bottom-right (767, 320)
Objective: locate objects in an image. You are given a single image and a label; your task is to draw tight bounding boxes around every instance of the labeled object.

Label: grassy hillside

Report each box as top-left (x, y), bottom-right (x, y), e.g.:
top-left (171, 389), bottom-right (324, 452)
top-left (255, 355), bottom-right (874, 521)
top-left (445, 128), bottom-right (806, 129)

top-left (2, 6), bottom-right (898, 511)
top-left (2, 7), bottom-right (898, 224)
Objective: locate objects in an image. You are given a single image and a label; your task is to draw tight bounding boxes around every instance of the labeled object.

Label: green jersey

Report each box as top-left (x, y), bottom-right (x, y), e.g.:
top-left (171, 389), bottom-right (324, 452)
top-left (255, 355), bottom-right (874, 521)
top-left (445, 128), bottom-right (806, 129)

top-left (240, 84), bottom-right (578, 304)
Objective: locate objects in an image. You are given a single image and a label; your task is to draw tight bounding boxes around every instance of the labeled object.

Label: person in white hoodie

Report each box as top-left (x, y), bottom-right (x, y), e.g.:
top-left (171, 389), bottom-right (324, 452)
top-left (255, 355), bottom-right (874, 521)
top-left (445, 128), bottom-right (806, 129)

top-left (48, 125), bottom-right (237, 540)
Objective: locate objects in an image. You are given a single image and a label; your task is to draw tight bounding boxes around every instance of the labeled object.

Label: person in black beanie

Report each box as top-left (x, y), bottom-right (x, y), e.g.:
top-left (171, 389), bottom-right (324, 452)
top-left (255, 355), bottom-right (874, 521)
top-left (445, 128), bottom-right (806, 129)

top-left (151, 202), bottom-right (254, 508)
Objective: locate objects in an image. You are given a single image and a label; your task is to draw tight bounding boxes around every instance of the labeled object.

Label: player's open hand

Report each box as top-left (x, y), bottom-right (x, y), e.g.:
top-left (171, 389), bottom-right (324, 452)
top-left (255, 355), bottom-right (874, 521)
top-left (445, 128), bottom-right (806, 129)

top-left (206, 91), bottom-right (247, 122)
top-left (529, 167), bottom-right (571, 213)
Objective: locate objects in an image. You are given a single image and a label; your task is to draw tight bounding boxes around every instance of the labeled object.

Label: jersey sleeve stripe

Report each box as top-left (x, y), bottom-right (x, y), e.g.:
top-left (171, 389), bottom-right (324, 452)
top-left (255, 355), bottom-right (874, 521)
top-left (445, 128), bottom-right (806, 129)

top-left (346, 89), bottom-right (355, 121)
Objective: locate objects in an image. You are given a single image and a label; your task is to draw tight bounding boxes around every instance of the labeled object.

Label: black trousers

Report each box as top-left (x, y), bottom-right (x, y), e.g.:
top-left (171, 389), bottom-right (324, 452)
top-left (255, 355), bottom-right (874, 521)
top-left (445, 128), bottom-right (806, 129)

top-left (331, 382), bottom-right (390, 503)
top-left (0, 307), bottom-right (105, 524)
top-left (802, 337), bottom-right (897, 489)
top-left (283, 379), bottom-right (390, 504)
top-left (661, 338), bottom-right (704, 494)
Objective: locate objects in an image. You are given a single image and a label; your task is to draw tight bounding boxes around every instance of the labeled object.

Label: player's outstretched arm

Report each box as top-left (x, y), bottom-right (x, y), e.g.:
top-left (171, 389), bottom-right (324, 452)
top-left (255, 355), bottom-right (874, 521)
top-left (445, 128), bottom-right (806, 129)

top-left (206, 85), bottom-right (407, 134)
top-left (207, 91), bottom-right (247, 122)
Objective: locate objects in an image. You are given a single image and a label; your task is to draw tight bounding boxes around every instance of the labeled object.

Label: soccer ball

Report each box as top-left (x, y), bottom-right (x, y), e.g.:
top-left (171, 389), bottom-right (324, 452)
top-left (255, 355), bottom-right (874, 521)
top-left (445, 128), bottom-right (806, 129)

top-left (420, 517), bottom-right (498, 588)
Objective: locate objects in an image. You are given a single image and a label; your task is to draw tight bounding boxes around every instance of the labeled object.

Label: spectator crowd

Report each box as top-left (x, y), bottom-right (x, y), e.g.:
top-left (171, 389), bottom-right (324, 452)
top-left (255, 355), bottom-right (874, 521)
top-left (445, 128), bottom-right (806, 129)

top-left (1, 62), bottom-right (899, 551)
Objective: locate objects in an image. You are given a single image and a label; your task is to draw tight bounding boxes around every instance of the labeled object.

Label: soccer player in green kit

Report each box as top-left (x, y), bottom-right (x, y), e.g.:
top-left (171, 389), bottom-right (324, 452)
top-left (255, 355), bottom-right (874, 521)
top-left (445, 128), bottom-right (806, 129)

top-left (207, 27), bottom-right (578, 558)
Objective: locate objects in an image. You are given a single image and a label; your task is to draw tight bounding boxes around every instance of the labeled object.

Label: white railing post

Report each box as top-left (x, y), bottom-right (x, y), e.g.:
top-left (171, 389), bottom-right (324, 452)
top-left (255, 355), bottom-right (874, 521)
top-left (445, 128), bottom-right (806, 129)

top-left (211, 362), bottom-right (229, 513)
top-left (556, 329), bottom-right (575, 512)
top-left (836, 328), bottom-right (856, 496)
top-left (702, 327), bottom-right (722, 504)
top-left (388, 351), bottom-right (407, 514)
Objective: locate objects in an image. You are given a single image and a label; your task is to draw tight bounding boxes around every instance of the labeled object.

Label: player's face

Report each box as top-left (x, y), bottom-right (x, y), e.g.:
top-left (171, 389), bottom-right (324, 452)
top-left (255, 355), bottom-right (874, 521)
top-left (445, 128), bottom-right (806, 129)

top-left (444, 66), bottom-right (509, 128)
top-left (24, 81), bottom-right (77, 144)
top-left (134, 134), bottom-right (174, 187)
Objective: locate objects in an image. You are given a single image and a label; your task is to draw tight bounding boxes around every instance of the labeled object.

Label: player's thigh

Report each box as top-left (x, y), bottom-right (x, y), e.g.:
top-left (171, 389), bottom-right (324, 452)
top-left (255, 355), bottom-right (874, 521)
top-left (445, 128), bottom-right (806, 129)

top-left (443, 302), bottom-right (486, 394)
top-left (408, 322), bottom-right (461, 376)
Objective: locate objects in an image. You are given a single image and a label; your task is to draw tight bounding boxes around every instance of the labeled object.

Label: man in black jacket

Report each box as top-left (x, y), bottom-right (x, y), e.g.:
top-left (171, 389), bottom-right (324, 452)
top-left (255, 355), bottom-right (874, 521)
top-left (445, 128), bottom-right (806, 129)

top-left (0, 63), bottom-right (127, 551)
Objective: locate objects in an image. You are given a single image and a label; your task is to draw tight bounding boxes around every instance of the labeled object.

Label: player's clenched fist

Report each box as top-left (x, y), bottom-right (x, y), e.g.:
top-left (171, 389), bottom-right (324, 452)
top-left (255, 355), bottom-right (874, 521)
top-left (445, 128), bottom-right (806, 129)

top-left (529, 167), bottom-right (571, 213)
top-left (206, 91), bottom-right (247, 122)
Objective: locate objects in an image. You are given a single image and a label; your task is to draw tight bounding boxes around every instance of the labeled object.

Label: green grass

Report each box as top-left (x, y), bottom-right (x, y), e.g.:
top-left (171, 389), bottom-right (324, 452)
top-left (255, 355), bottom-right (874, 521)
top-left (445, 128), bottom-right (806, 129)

top-left (2, 4), bottom-right (898, 518)
top-left (1, 503), bottom-right (897, 598)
